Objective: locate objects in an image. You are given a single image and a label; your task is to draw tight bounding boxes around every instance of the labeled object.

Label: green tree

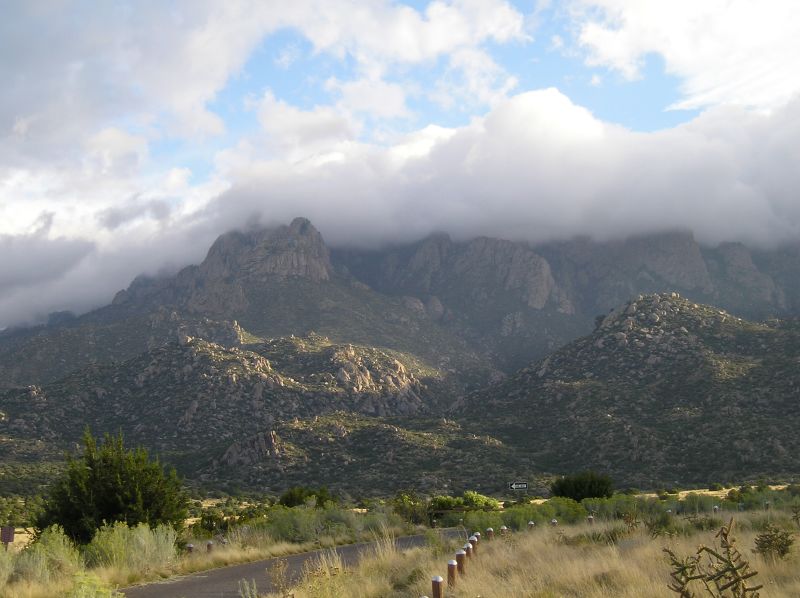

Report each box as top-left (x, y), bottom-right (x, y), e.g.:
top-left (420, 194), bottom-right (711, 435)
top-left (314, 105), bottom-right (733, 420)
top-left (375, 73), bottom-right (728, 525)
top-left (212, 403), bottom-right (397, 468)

top-left (391, 491), bottom-right (427, 524)
top-left (35, 430), bottom-right (188, 543)
top-left (550, 471), bottom-right (613, 502)
top-left (462, 490), bottom-right (501, 511)
top-left (279, 486), bottom-right (335, 508)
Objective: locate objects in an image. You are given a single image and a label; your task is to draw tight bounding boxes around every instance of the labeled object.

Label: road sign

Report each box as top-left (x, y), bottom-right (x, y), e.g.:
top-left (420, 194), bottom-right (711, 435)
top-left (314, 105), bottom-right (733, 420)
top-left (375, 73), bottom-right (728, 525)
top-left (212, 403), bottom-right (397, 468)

top-left (509, 481), bottom-right (528, 490)
top-left (1, 526), bottom-right (14, 546)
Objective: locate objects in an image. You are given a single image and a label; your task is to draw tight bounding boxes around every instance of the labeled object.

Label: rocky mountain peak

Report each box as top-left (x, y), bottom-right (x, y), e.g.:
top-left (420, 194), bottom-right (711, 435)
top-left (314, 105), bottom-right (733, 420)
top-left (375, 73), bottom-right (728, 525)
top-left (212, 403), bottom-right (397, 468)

top-left (199, 217), bottom-right (332, 283)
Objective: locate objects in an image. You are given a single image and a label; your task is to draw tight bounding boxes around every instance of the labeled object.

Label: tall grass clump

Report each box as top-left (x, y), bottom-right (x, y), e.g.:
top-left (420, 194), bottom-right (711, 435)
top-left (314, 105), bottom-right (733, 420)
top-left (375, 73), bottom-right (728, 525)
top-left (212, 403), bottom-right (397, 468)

top-left (0, 544), bottom-right (14, 587)
top-left (296, 549), bottom-right (346, 598)
top-left (13, 525), bottom-right (83, 585)
top-left (84, 522), bottom-right (177, 573)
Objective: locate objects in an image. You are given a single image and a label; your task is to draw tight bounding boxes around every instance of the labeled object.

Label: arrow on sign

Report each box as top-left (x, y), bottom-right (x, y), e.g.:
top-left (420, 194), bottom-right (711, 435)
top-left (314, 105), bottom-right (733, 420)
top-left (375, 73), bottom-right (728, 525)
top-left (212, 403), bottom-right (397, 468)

top-left (509, 482), bottom-right (528, 490)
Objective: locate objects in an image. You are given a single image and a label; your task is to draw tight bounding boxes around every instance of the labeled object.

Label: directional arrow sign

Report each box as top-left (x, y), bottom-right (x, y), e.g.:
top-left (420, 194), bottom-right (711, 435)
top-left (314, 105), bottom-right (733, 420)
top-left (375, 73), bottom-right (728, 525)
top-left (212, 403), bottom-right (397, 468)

top-left (509, 481), bottom-right (528, 490)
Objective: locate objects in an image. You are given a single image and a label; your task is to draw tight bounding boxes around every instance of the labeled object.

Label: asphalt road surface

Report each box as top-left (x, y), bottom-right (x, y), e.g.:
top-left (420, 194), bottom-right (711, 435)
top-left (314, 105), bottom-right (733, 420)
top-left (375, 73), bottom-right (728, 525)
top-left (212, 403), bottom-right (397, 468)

top-left (122, 529), bottom-right (463, 598)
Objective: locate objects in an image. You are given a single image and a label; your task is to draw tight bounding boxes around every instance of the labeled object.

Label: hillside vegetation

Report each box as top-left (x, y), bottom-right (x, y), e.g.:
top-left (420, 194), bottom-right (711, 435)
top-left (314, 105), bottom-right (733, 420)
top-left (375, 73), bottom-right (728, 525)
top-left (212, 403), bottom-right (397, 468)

top-left (3, 218), bottom-right (800, 494)
top-left (462, 292), bottom-right (800, 486)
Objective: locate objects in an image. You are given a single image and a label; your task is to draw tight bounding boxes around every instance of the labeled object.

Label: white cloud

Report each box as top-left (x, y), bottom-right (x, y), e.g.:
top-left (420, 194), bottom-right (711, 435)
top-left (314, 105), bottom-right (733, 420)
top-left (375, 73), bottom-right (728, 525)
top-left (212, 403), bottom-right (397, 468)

top-left (4, 1), bottom-right (800, 329)
top-left (3, 88), bottom-right (800, 326)
top-left (570, 0), bottom-right (800, 110)
top-left (85, 128), bottom-right (149, 177)
top-left (255, 90), bottom-right (356, 156)
top-left (202, 89), bottom-right (800, 251)
top-left (429, 48), bottom-right (519, 109)
top-left (326, 77), bottom-right (411, 119)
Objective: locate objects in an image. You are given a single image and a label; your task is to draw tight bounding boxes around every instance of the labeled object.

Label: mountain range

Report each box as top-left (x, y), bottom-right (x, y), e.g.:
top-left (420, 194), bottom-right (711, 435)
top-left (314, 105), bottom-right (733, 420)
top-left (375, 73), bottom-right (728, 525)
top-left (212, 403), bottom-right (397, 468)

top-left (1, 217), bottom-right (799, 495)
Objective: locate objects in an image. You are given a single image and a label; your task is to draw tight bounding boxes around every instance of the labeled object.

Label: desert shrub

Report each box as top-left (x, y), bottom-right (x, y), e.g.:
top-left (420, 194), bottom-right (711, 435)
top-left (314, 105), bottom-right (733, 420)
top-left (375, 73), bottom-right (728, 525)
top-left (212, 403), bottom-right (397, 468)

top-left (562, 524), bottom-right (628, 546)
top-left (645, 511), bottom-right (684, 538)
top-left (318, 507), bottom-right (357, 538)
top-left (582, 494), bottom-right (657, 520)
top-left (428, 495), bottom-right (463, 511)
top-left (501, 506), bottom-right (539, 531)
top-left (84, 522), bottom-right (177, 572)
top-left (547, 496), bottom-right (588, 524)
top-left (461, 491), bottom-right (500, 511)
top-left (0, 495), bottom-right (43, 528)
top-left (709, 482), bottom-right (724, 491)
top-left (686, 515), bottom-right (724, 532)
top-left (361, 506), bottom-right (402, 534)
top-left (462, 510), bottom-right (503, 533)
top-left (682, 493), bottom-right (717, 514)
top-left (550, 471), bottom-right (613, 502)
top-left (198, 508), bottom-right (228, 534)
top-left (753, 524), bottom-right (794, 561)
top-left (261, 505), bottom-right (321, 542)
top-left (36, 430), bottom-right (188, 543)
top-left (14, 525), bottom-right (83, 585)
top-left (279, 486), bottom-right (335, 508)
top-left (428, 491), bottom-right (501, 527)
top-left (391, 491), bottom-right (427, 524)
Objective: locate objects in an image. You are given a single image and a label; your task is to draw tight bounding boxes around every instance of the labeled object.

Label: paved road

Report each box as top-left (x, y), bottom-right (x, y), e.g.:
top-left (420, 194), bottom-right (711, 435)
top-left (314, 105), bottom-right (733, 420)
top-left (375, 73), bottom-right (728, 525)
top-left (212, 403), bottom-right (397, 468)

top-left (122, 529), bottom-right (463, 598)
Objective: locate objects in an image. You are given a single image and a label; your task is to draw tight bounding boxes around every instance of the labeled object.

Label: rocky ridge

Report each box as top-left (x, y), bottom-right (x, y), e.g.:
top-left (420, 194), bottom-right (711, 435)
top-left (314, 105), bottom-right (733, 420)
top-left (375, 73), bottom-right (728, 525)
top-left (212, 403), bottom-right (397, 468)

top-left (0, 332), bottom-right (442, 491)
top-left (462, 292), bottom-right (800, 486)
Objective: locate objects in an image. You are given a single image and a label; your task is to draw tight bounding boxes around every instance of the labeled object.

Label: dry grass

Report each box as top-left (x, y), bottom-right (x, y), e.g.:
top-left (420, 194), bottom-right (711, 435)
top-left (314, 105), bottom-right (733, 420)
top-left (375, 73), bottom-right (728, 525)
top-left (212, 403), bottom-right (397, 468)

top-left (0, 528), bottom-right (380, 598)
top-left (105, 531), bottom-right (359, 589)
top-left (272, 518), bottom-right (800, 598)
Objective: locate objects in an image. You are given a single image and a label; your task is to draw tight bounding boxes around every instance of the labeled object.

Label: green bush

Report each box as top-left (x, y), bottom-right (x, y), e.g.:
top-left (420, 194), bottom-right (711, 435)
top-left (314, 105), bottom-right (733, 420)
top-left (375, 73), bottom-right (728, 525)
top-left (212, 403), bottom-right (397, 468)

top-left (681, 493), bottom-right (717, 514)
top-left (391, 491), bottom-right (427, 524)
top-left (198, 508), bottom-right (228, 534)
top-left (461, 491), bottom-right (500, 511)
top-left (547, 497), bottom-right (588, 523)
top-left (259, 505), bottom-right (320, 542)
top-left (462, 510), bottom-right (504, 533)
top-left (36, 430), bottom-right (188, 544)
top-left (428, 495), bottom-right (464, 512)
top-left (501, 504), bottom-right (547, 530)
top-left (550, 472), bottom-right (613, 502)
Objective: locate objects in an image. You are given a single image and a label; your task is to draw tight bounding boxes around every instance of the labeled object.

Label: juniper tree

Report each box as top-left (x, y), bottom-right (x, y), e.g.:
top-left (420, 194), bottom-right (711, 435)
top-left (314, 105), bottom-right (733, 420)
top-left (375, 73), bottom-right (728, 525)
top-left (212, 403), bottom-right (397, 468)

top-left (36, 429), bottom-right (188, 543)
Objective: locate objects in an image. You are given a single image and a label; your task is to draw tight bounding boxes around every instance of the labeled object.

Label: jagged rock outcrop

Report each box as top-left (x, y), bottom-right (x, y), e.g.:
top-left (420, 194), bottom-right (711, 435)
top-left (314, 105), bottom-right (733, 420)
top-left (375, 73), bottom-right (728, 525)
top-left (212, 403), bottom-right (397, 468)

top-left (365, 234), bottom-right (564, 311)
top-left (199, 217), bottom-right (332, 283)
top-left (221, 430), bottom-right (285, 467)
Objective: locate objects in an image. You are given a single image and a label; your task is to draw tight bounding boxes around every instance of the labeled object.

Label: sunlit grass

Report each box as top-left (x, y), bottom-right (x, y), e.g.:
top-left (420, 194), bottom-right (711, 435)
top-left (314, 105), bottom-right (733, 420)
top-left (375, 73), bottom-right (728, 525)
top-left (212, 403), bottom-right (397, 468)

top-left (268, 516), bottom-right (800, 598)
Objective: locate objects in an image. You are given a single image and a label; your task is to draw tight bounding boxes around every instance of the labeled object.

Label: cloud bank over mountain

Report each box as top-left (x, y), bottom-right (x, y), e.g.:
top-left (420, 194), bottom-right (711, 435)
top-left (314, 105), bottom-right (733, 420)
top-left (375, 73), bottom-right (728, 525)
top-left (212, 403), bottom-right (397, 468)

top-left (212, 88), bottom-right (800, 248)
top-left (1, 1), bottom-right (800, 327)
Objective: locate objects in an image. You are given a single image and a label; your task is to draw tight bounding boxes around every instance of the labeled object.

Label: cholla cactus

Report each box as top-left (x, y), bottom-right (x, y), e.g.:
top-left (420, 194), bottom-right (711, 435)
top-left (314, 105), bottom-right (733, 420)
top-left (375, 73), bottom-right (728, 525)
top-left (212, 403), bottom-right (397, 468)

top-left (664, 518), bottom-right (762, 597)
top-left (753, 524), bottom-right (794, 561)
top-left (790, 505), bottom-right (800, 529)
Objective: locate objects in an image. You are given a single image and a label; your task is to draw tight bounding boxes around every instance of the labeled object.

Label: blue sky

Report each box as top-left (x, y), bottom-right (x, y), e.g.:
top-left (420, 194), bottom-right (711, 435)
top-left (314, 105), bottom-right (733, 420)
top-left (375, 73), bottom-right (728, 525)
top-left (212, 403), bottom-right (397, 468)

top-left (163, 1), bottom-right (700, 182)
top-left (1, 0), bottom-right (799, 325)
